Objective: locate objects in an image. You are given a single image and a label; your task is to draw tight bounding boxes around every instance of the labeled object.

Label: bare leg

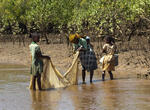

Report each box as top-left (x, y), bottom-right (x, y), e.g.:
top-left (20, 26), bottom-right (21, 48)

top-left (90, 70), bottom-right (94, 83)
top-left (102, 71), bottom-right (105, 81)
top-left (32, 76), bottom-right (36, 90)
top-left (82, 69), bottom-right (86, 83)
top-left (108, 71), bottom-right (113, 80)
top-left (37, 74), bottom-right (42, 90)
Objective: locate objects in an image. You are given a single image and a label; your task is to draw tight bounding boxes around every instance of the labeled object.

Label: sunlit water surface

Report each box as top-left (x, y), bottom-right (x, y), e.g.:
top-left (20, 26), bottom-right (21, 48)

top-left (0, 64), bottom-right (150, 110)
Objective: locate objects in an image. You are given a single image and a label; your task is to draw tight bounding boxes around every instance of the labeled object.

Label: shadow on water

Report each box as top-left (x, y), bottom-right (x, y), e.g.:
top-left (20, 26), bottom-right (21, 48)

top-left (1, 64), bottom-right (150, 110)
top-left (41, 86), bottom-right (68, 91)
top-left (80, 77), bottom-right (130, 84)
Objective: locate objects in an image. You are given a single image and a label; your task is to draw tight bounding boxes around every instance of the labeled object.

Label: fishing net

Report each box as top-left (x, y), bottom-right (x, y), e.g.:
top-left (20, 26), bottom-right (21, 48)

top-left (29, 52), bottom-right (79, 89)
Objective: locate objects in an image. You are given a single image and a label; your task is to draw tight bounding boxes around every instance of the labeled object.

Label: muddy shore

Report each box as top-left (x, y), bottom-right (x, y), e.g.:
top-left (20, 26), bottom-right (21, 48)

top-left (0, 42), bottom-right (148, 76)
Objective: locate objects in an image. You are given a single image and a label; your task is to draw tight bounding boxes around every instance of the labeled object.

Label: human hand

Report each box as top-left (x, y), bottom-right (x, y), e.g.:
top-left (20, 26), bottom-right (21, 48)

top-left (47, 56), bottom-right (50, 60)
top-left (77, 46), bottom-right (82, 51)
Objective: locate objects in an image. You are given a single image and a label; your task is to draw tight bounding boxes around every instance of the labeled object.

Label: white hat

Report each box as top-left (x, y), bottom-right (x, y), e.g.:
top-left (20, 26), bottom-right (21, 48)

top-left (86, 36), bottom-right (90, 40)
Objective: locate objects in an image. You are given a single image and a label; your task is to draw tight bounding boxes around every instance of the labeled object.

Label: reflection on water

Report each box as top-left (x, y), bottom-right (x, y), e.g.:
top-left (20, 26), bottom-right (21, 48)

top-left (30, 90), bottom-right (61, 110)
top-left (1, 64), bottom-right (150, 110)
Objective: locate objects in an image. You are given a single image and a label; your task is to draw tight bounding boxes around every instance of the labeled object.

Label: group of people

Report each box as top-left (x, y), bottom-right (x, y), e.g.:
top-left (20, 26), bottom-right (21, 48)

top-left (69, 34), bottom-right (117, 83)
top-left (29, 33), bottom-right (117, 90)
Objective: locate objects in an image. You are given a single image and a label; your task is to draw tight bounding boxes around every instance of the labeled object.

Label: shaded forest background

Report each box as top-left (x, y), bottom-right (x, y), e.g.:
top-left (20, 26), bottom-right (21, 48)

top-left (0, 0), bottom-right (150, 43)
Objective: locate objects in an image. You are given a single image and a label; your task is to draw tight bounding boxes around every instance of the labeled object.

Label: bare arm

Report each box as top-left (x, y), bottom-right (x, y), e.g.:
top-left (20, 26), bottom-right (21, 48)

top-left (37, 52), bottom-right (50, 60)
top-left (100, 44), bottom-right (107, 56)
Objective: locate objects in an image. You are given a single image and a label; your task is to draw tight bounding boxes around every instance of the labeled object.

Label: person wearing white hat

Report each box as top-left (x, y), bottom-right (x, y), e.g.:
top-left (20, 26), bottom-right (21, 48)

top-left (83, 36), bottom-right (97, 83)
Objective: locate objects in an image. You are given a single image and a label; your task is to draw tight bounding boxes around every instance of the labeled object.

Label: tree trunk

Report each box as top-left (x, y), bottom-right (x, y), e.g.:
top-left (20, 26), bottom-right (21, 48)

top-left (43, 32), bottom-right (49, 44)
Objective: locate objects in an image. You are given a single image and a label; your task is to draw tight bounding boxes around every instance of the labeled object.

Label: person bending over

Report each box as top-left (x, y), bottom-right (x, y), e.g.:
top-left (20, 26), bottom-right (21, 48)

top-left (69, 34), bottom-right (97, 83)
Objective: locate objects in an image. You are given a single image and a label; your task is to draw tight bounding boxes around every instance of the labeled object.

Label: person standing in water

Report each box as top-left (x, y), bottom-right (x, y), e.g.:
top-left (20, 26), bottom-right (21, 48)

top-left (69, 34), bottom-right (97, 83)
top-left (101, 36), bottom-right (116, 81)
top-left (85, 36), bottom-right (97, 83)
top-left (29, 33), bottom-right (50, 90)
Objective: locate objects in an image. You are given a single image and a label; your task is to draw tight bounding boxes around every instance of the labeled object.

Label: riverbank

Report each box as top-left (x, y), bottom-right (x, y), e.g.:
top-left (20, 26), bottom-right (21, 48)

top-left (0, 42), bottom-right (148, 77)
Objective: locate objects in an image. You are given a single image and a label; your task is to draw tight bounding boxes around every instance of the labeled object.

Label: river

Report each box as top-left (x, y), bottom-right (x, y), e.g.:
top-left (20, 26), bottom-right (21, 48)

top-left (0, 64), bottom-right (150, 110)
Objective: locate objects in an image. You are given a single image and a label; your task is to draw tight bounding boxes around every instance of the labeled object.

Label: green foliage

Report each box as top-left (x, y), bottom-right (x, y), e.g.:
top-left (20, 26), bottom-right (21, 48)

top-left (0, 0), bottom-right (150, 36)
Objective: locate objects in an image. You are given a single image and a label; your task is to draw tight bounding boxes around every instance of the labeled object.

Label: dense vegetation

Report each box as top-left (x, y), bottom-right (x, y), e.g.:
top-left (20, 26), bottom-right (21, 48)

top-left (0, 0), bottom-right (150, 43)
top-left (1, 0), bottom-right (150, 68)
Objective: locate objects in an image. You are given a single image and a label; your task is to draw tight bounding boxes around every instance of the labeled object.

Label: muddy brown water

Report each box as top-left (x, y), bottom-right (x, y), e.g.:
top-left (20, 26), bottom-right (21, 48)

top-left (0, 64), bottom-right (150, 110)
